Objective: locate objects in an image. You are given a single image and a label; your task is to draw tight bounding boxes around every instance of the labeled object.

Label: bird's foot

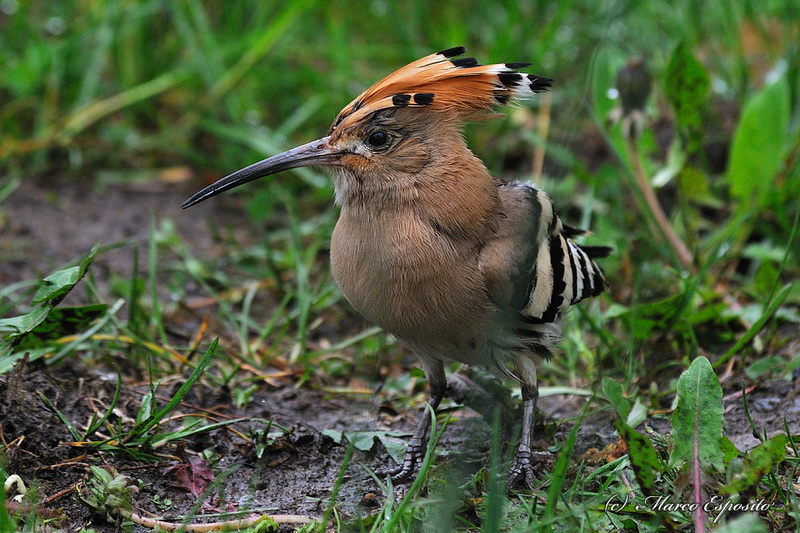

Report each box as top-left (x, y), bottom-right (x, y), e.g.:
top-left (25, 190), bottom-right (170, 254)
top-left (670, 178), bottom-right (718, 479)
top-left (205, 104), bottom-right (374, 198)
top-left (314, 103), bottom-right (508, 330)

top-left (381, 437), bottom-right (428, 482)
top-left (508, 447), bottom-right (552, 489)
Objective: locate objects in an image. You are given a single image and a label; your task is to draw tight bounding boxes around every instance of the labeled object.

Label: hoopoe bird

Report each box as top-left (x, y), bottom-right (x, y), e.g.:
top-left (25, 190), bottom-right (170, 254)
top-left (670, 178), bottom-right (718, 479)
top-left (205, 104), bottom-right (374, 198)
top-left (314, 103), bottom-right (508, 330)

top-left (183, 47), bottom-right (609, 487)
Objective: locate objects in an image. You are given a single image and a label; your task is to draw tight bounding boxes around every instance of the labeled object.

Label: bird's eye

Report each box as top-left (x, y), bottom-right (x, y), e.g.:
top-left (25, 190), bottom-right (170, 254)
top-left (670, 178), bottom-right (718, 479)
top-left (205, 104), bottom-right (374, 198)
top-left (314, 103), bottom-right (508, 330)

top-left (367, 130), bottom-right (389, 148)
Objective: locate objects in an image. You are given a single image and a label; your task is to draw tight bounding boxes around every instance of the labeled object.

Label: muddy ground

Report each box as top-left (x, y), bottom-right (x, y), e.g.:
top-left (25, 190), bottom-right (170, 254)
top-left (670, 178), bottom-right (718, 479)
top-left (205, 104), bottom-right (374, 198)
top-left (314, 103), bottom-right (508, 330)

top-left (1, 179), bottom-right (799, 532)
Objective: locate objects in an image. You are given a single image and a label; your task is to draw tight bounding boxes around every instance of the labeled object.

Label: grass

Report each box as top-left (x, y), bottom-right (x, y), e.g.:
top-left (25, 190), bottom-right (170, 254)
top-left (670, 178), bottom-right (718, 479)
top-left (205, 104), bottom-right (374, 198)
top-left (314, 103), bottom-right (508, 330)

top-left (1, 0), bottom-right (800, 532)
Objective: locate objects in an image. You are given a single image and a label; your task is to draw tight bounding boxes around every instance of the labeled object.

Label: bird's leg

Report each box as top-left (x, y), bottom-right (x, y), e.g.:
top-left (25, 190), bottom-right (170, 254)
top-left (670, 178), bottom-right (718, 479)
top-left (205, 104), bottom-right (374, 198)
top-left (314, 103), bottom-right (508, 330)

top-left (508, 382), bottom-right (538, 488)
top-left (389, 358), bottom-right (446, 482)
top-left (508, 356), bottom-right (542, 489)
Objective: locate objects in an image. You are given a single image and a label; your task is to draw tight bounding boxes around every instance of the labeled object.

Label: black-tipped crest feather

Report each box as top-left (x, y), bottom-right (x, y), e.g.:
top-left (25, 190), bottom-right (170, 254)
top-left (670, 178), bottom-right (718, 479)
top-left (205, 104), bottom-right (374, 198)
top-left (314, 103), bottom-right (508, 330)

top-left (329, 47), bottom-right (552, 139)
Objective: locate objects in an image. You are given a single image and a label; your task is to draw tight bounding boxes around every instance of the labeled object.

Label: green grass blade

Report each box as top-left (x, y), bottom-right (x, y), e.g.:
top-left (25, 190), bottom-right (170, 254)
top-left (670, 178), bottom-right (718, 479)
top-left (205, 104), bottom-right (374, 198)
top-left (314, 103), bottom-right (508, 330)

top-left (148, 215), bottom-right (167, 346)
top-left (59, 69), bottom-right (189, 139)
top-left (203, 0), bottom-right (315, 109)
top-left (0, 177), bottom-right (20, 204)
top-left (126, 246), bottom-right (144, 335)
top-left (740, 384), bottom-right (765, 443)
top-left (542, 401), bottom-right (587, 533)
top-left (318, 439), bottom-right (355, 532)
top-left (124, 338), bottom-right (218, 441)
top-left (383, 405), bottom-right (446, 532)
top-left (48, 298), bottom-right (124, 365)
top-left (714, 283), bottom-right (794, 369)
top-left (83, 366), bottom-right (122, 439)
top-left (482, 407), bottom-right (506, 533)
top-left (146, 418), bottom-right (249, 448)
top-left (37, 391), bottom-right (83, 441)
top-left (74, 3), bottom-right (115, 109)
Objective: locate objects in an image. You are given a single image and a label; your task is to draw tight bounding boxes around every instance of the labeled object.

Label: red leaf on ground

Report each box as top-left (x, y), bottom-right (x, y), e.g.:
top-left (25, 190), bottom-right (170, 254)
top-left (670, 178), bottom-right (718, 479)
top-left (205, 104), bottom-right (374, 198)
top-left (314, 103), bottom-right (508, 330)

top-left (164, 456), bottom-right (215, 499)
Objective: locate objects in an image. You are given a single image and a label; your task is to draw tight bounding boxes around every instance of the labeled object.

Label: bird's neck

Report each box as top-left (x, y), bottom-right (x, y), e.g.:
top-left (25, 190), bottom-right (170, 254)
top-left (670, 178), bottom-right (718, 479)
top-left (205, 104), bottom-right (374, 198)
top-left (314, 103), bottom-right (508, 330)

top-left (332, 150), bottom-right (500, 243)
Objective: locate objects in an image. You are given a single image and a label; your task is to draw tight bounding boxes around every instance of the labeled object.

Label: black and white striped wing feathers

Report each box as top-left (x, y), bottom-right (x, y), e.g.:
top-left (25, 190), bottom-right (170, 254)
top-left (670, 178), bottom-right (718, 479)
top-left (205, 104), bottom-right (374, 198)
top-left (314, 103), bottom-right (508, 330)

top-left (486, 180), bottom-right (609, 350)
top-left (521, 232), bottom-right (606, 325)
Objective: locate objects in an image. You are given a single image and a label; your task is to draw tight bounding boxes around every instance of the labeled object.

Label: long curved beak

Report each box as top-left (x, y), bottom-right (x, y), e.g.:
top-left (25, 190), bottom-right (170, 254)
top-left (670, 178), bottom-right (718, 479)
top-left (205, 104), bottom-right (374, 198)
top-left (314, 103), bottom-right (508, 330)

top-left (182, 136), bottom-right (340, 208)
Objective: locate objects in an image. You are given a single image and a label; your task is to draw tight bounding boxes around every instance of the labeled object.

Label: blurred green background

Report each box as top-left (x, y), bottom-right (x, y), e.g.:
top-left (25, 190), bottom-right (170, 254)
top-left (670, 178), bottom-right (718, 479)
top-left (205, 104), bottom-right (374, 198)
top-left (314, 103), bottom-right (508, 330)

top-left (2, 0), bottom-right (796, 182)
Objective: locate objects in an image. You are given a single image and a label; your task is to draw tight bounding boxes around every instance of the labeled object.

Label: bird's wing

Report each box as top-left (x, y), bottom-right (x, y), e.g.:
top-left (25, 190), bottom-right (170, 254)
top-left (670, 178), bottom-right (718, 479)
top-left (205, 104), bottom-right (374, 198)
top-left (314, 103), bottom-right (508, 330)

top-left (479, 180), bottom-right (609, 335)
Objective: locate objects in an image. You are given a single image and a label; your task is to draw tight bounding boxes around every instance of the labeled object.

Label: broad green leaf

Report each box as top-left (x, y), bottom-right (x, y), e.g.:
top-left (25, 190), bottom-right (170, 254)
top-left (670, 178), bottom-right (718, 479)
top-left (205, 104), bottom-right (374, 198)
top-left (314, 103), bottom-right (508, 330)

top-left (1, 246), bottom-right (101, 371)
top-left (33, 245), bottom-right (98, 304)
top-left (0, 304), bottom-right (51, 336)
top-left (669, 356), bottom-right (724, 471)
top-left (602, 377), bottom-right (630, 422)
top-left (677, 165), bottom-right (711, 202)
top-left (0, 350), bottom-right (29, 373)
top-left (616, 421), bottom-right (664, 495)
top-left (373, 433), bottom-right (408, 464)
top-left (32, 266), bottom-right (84, 304)
top-left (321, 429), bottom-right (343, 444)
top-left (727, 77), bottom-right (789, 207)
top-left (745, 356), bottom-right (784, 380)
top-left (669, 357), bottom-right (725, 529)
top-left (627, 398), bottom-right (649, 428)
top-left (347, 431), bottom-right (391, 452)
top-left (15, 304), bottom-right (107, 350)
top-left (721, 434), bottom-right (788, 495)
top-left (720, 436), bottom-right (740, 465)
top-left (664, 43), bottom-right (710, 154)
top-left (327, 430), bottom-right (409, 463)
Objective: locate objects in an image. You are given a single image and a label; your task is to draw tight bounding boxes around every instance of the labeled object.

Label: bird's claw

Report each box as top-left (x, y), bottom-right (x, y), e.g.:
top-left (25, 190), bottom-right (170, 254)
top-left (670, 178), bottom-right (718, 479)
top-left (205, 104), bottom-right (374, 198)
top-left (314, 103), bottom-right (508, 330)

top-left (508, 448), bottom-right (550, 489)
top-left (380, 437), bottom-right (427, 482)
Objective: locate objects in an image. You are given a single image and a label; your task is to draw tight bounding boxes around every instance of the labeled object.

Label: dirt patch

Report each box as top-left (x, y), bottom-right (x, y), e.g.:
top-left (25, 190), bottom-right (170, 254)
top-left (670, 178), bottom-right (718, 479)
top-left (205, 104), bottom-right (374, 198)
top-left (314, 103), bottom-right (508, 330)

top-left (0, 356), bottom-right (595, 532)
top-left (0, 357), bottom-right (391, 531)
top-left (0, 177), bottom-right (250, 303)
top-left (723, 378), bottom-right (800, 452)
top-left (2, 355), bottom-right (799, 531)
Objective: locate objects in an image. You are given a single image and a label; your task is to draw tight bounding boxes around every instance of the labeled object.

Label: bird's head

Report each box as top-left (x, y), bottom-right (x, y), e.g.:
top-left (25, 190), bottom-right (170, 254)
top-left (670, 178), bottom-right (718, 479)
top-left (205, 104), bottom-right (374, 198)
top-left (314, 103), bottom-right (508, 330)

top-left (182, 47), bottom-right (551, 209)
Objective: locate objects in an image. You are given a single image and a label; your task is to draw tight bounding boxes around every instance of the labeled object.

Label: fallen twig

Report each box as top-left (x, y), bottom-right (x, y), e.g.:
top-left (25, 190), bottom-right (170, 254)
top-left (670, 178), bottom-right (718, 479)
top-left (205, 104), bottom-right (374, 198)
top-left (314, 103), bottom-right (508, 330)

top-left (117, 508), bottom-right (315, 531)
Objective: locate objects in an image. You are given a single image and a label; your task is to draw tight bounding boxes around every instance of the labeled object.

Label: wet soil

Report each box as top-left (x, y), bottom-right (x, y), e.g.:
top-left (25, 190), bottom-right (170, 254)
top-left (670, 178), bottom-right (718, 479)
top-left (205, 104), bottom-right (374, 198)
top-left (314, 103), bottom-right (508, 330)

top-left (1, 180), bottom-right (798, 531)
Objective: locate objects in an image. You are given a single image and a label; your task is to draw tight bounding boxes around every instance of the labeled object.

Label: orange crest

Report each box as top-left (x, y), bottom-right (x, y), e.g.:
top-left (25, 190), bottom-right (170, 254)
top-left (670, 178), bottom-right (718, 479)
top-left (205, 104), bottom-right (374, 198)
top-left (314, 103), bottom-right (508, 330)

top-left (328, 46), bottom-right (551, 137)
